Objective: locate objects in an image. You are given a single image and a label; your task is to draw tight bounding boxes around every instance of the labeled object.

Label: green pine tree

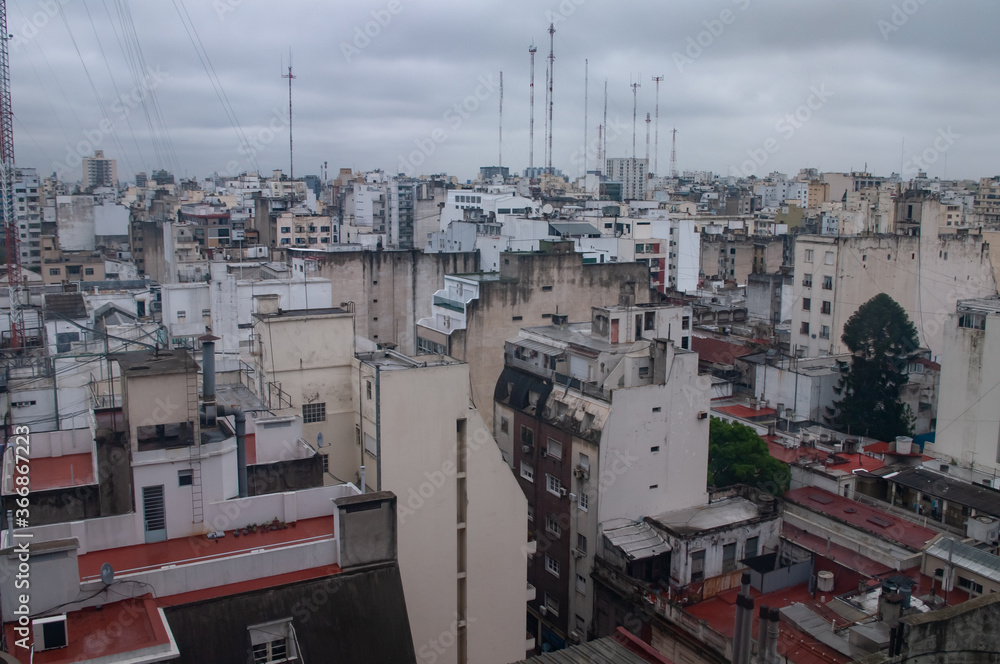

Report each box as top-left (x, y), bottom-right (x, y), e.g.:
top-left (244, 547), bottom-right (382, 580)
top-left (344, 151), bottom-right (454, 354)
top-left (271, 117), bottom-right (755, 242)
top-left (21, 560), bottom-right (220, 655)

top-left (826, 293), bottom-right (918, 441)
top-left (708, 417), bottom-right (790, 495)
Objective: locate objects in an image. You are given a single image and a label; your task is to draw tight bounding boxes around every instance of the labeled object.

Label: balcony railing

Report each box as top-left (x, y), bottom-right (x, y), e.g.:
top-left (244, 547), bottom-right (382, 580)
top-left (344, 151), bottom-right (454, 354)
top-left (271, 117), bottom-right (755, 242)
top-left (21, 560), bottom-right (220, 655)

top-left (433, 295), bottom-right (466, 313)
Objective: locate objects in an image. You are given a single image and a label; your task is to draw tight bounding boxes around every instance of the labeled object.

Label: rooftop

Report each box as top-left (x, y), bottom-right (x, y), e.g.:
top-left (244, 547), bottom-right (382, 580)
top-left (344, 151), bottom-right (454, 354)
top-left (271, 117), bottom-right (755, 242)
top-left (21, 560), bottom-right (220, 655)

top-left (3, 596), bottom-right (177, 664)
top-left (21, 452), bottom-right (96, 492)
top-left (784, 487), bottom-right (939, 551)
top-left (112, 349), bottom-right (199, 377)
top-left (889, 468), bottom-right (1000, 518)
top-left (602, 518), bottom-right (670, 560)
top-left (782, 522), bottom-right (894, 578)
top-left (955, 296), bottom-right (1000, 314)
top-left (357, 349), bottom-right (461, 371)
top-left (925, 537), bottom-right (1000, 583)
top-left (78, 515), bottom-right (337, 583)
top-left (44, 292), bottom-right (88, 319)
top-left (651, 496), bottom-right (766, 537)
top-left (691, 336), bottom-right (755, 365)
top-left (253, 306), bottom-right (348, 319)
top-left (514, 628), bottom-right (677, 663)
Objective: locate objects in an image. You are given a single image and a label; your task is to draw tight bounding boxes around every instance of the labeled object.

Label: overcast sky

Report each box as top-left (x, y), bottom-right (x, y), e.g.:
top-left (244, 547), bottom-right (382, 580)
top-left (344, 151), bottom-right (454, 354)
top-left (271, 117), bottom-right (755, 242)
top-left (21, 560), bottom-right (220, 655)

top-left (8, 0), bottom-right (1000, 184)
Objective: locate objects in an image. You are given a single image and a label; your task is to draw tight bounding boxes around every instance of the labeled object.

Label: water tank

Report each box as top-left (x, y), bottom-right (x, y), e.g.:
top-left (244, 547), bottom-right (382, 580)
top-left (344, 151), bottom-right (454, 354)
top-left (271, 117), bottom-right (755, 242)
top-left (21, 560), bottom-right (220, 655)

top-left (895, 436), bottom-right (913, 455)
top-left (817, 571), bottom-right (834, 593)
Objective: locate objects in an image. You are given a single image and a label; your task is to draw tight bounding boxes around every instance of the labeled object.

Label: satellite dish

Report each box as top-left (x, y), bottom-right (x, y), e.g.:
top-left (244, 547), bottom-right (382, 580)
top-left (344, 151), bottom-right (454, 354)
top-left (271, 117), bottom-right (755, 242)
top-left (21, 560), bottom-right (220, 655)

top-left (541, 204), bottom-right (554, 216)
top-left (100, 563), bottom-right (115, 586)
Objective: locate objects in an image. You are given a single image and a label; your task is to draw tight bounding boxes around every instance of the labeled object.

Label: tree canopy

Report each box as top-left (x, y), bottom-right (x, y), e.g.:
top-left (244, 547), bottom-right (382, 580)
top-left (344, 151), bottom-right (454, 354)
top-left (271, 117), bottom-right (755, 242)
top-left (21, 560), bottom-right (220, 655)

top-left (827, 292), bottom-right (918, 441)
top-left (708, 417), bottom-right (789, 495)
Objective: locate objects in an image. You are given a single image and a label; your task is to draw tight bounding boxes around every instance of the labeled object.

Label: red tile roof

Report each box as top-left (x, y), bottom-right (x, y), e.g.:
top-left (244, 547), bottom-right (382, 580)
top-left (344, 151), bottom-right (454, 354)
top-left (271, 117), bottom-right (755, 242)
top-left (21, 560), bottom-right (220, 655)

top-left (158, 565), bottom-right (342, 606)
top-left (783, 523), bottom-right (894, 577)
top-left (3, 596), bottom-right (172, 664)
top-left (78, 515), bottom-right (335, 581)
top-left (715, 404), bottom-right (777, 419)
top-left (27, 453), bottom-right (96, 491)
top-left (784, 487), bottom-right (938, 551)
top-left (692, 337), bottom-right (754, 365)
top-left (685, 584), bottom-right (849, 664)
top-left (765, 441), bottom-right (886, 473)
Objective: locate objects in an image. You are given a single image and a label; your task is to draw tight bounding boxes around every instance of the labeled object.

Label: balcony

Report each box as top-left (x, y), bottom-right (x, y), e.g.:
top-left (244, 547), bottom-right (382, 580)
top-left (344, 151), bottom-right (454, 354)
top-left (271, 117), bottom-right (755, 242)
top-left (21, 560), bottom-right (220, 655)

top-left (433, 294), bottom-right (466, 313)
top-left (526, 582), bottom-right (536, 602)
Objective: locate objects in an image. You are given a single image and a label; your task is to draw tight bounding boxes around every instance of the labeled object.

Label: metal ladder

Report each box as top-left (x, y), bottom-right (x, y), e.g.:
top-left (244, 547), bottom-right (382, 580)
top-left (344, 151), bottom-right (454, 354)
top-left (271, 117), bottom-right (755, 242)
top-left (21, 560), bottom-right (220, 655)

top-left (186, 369), bottom-right (204, 524)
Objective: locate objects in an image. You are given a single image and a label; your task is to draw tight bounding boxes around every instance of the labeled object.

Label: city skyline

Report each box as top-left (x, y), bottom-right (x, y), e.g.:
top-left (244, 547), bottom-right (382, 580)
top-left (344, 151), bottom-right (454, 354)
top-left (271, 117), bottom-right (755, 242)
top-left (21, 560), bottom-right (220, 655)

top-left (8, 0), bottom-right (1000, 183)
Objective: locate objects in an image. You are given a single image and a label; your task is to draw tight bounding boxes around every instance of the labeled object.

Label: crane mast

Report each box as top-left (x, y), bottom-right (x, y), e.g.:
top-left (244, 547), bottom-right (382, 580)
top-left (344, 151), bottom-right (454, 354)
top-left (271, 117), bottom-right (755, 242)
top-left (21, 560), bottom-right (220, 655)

top-left (0, 0), bottom-right (24, 353)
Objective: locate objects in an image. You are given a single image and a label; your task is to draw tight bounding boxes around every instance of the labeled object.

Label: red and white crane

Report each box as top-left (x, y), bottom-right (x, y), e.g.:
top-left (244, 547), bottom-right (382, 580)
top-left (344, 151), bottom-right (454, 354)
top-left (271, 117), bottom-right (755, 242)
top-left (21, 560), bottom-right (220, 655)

top-left (0, 0), bottom-right (24, 353)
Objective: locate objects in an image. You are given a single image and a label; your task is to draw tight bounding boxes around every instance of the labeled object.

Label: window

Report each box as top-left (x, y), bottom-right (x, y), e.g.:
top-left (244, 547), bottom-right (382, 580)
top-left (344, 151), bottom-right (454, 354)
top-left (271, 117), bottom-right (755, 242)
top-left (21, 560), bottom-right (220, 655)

top-left (802, 298), bottom-right (811, 311)
top-left (545, 555), bottom-right (560, 578)
top-left (957, 576), bottom-right (984, 595)
top-left (541, 285), bottom-right (553, 292)
top-left (682, 316), bottom-right (690, 330)
top-left (546, 474), bottom-right (562, 496)
top-left (800, 322), bottom-right (810, 335)
top-left (84, 267), bottom-right (95, 275)
top-left (302, 402), bottom-right (326, 423)
top-left (578, 492), bottom-right (589, 511)
top-left (576, 574), bottom-right (587, 594)
top-left (824, 251), bottom-right (834, 265)
top-left (802, 273), bottom-right (812, 288)
top-left (650, 445), bottom-right (660, 453)
top-left (521, 425), bottom-right (534, 447)
top-left (959, 312), bottom-right (986, 330)
top-left (691, 550), bottom-right (706, 583)
top-left (280, 238), bottom-right (290, 245)
top-left (320, 226), bottom-right (330, 232)
top-left (804, 249), bottom-right (814, 263)
top-left (520, 462), bottom-right (534, 482)
top-left (746, 536), bottom-right (759, 559)
top-left (366, 380), bottom-right (373, 399)
top-left (500, 417), bottom-right (509, 434)
top-left (202, 308), bottom-right (212, 318)
top-left (821, 301), bottom-right (831, 315)
top-left (527, 504), bottom-right (534, 521)
top-left (322, 455), bottom-right (329, 474)
top-left (722, 542), bottom-right (737, 573)
top-left (178, 469), bottom-right (193, 486)
top-left (546, 438), bottom-right (562, 460)
top-left (820, 325), bottom-right (830, 339)
top-left (48, 268), bottom-right (60, 276)
top-left (544, 592), bottom-right (560, 616)
top-left (546, 514), bottom-right (561, 537)
top-left (577, 533), bottom-right (587, 554)
top-left (280, 226), bottom-right (291, 233)
top-left (652, 407), bottom-right (661, 413)
top-left (822, 275), bottom-right (833, 290)
top-left (512, 315), bottom-right (523, 321)
top-left (249, 619), bottom-right (297, 663)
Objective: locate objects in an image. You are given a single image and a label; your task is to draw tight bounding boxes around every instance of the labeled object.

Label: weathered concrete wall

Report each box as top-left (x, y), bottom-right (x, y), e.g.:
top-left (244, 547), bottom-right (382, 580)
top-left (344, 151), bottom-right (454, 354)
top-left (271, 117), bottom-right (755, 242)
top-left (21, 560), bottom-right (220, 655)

top-left (452, 252), bottom-right (651, 428)
top-left (311, 249), bottom-right (479, 354)
top-left (901, 592), bottom-right (1000, 663)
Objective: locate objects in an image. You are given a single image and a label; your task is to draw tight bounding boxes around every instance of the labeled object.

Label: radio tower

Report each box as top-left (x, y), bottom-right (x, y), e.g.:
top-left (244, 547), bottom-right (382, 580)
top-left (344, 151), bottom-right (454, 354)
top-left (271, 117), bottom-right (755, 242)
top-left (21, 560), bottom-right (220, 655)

top-left (546, 22), bottom-right (555, 175)
top-left (630, 79), bottom-right (640, 161)
top-left (645, 112), bottom-right (651, 165)
top-left (583, 59), bottom-right (588, 183)
top-left (282, 52), bottom-right (296, 180)
top-left (0, 0), bottom-right (24, 354)
top-left (652, 75), bottom-right (663, 174)
top-left (670, 127), bottom-right (678, 178)
top-left (528, 43), bottom-right (536, 174)
top-left (498, 71), bottom-right (503, 168)
top-left (602, 79), bottom-right (607, 169)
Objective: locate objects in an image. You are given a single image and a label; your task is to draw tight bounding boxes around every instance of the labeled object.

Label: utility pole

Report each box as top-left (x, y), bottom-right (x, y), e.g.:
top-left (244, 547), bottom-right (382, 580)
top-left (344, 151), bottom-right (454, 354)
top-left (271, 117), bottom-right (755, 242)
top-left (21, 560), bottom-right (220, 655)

top-left (630, 79), bottom-right (640, 162)
top-left (282, 51), bottom-right (296, 180)
top-left (645, 112), bottom-right (651, 165)
top-left (670, 127), bottom-right (678, 178)
top-left (652, 75), bottom-right (663, 174)
top-left (498, 70), bottom-right (503, 169)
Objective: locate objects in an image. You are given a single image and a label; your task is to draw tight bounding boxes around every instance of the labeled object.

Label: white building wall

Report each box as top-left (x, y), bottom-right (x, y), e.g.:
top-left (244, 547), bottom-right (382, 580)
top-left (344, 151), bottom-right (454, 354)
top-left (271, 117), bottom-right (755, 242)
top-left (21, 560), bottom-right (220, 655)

top-left (675, 219), bottom-right (701, 293)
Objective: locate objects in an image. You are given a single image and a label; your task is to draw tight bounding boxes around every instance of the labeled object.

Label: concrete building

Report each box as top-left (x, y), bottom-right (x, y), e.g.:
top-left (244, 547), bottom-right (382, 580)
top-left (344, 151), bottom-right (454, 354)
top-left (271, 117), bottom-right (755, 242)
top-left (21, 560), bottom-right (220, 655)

top-left (417, 249), bottom-right (651, 429)
top-left (39, 235), bottom-right (106, 285)
top-left (493, 302), bottom-right (707, 650)
top-left (13, 167), bottom-right (41, 265)
top-left (606, 158), bottom-right (648, 202)
top-left (746, 270), bottom-right (793, 326)
top-left (275, 207), bottom-right (339, 247)
top-left (789, 219), bottom-right (996, 359)
top-left (81, 149), bottom-right (118, 190)
top-left (933, 297), bottom-right (1000, 476)
top-left (971, 176), bottom-right (1000, 225)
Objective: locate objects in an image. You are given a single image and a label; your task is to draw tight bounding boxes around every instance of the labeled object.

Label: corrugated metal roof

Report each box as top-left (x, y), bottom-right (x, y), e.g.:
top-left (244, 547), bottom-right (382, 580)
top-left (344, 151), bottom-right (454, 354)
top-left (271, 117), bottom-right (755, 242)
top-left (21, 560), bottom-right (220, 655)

top-left (603, 519), bottom-right (670, 560)
top-left (926, 537), bottom-right (1000, 583)
top-left (512, 338), bottom-right (565, 356)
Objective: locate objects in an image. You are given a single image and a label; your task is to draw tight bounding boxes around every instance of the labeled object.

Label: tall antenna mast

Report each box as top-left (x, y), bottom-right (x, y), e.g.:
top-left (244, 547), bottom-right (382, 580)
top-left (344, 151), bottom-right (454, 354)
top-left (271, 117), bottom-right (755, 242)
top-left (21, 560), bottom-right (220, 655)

top-left (0, 0), bottom-right (24, 353)
top-left (652, 75), bottom-right (663, 174)
top-left (547, 22), bottom-right (555, 175)
top-left (645, 112), bottom-right (651, 165)
top-left (602, 79), bottom-right (607, 167)
top-left (498, 70), bottom-right (503, 169)
top-left (670, 127), bottom-right (678, 178)
top-left (630, 79), bottom-right (640, 162)
top-left (583, 59), bottom-right (588, 184)
top-left (529, 43), bottom-right (536, 174)
top-left (282, 50), bottom-right (296, 180)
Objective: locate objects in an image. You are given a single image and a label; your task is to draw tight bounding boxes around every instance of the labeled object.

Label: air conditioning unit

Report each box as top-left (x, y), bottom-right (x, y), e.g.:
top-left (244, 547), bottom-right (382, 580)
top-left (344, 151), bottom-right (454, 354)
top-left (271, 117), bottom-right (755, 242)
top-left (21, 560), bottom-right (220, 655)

top-left (697, 411), bottom-right (708, 419)
top-left (572, 548), bottom-right (586, 559)
top-left (522, 444), bottom-right (533, 455)
top-left (33, 615), bottom-right (68, 651)
top-left (559, 487), bottom-right (568, 497)
top-left (573, 466), bottom-right (590, 480)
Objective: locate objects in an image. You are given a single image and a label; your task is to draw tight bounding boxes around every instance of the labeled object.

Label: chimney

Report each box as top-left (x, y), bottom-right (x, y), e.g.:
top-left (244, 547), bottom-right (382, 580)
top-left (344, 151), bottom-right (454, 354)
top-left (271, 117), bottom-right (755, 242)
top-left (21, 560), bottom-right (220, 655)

top-left (756, 605), bottom-right (769, 664)
top-left (764, 608), bottom-right (780, 663)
